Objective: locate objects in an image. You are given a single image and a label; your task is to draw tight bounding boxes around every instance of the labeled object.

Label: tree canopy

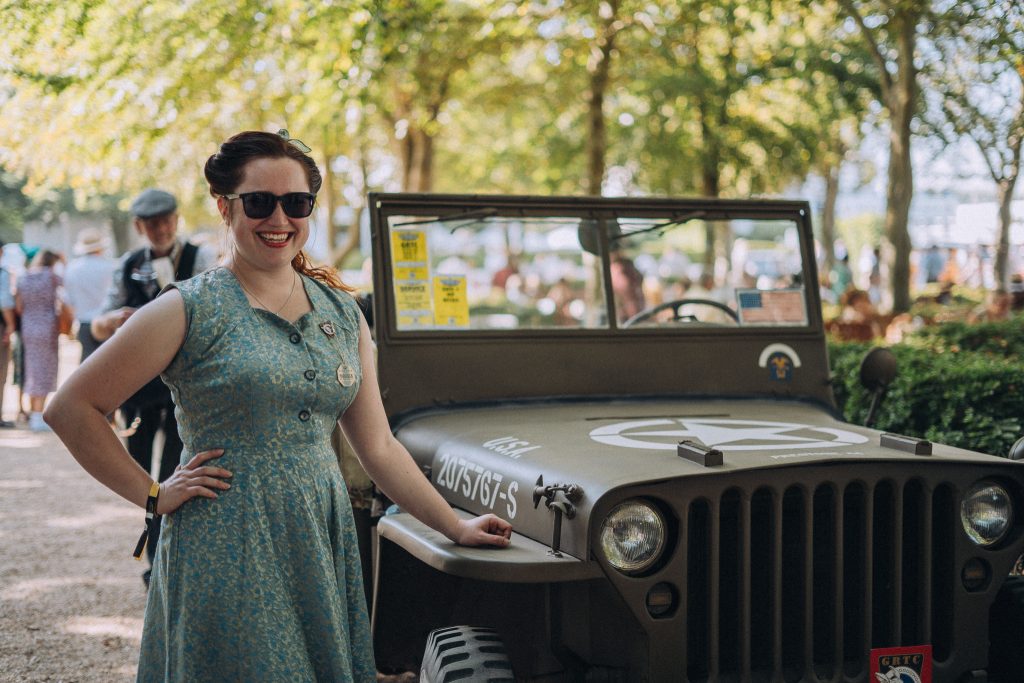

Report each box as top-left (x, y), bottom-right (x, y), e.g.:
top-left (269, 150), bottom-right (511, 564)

top-left (0, 0), bottom-right (1018, 295)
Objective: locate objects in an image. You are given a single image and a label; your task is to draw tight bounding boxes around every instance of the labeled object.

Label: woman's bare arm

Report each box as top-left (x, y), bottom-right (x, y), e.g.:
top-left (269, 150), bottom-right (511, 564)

top-left (340, 315), bottom-right (511, 546)
top-left (45, 291), bottom-right (231, 512)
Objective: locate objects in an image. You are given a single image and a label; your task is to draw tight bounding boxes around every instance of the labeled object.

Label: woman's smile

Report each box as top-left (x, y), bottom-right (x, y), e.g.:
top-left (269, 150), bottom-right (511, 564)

top-left (256, 230), bottom-right (294, 248)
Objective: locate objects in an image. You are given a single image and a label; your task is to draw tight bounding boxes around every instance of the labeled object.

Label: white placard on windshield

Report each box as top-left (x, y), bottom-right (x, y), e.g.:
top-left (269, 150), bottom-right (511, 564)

top-left (736, 288), bottom-right (808, 326)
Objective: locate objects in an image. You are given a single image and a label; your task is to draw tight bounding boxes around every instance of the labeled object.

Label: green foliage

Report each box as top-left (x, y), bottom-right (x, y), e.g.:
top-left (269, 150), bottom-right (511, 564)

top-left (0, 0), bottom-right (888, 211)
top-left (905, 317), bottom-right (1024, 357)
top-left (829, 328), bottom-right (1024, 456)
top-left (0, 173), bottom-right (31, 242)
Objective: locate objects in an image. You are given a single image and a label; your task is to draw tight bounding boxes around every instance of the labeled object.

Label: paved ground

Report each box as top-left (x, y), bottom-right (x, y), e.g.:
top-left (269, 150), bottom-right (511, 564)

top-left (0, 338), bottom-right (145, 682)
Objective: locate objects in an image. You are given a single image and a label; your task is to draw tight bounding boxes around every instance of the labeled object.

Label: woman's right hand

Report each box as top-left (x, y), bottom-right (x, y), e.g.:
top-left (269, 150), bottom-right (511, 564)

top-left (155, 448), bottom-right (232, 515)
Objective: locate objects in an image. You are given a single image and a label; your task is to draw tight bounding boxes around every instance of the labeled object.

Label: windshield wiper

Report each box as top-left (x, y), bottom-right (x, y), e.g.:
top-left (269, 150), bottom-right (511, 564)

top-left (391, 208), bottom-right (498, 229)
top-left (611, 210), bottom-right (707, 241)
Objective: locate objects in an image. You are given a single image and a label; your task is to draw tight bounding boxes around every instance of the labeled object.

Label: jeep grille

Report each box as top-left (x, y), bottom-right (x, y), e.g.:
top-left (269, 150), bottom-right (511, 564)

top-left (680, 476), bottom-right (955, 681)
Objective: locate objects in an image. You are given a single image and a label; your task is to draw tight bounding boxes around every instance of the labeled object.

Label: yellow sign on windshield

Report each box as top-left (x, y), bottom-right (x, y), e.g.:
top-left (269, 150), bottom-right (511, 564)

top-left (391, 229), bottom-right (429, 281)
top-left (395, 281), bottom-right (433, 328)
top-left (433, 275), bottom-right (470, 328)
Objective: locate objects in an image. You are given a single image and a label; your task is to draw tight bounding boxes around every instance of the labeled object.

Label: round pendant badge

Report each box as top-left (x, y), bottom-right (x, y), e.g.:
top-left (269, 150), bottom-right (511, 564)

top-left (337, 362), bottom-right (356, 387)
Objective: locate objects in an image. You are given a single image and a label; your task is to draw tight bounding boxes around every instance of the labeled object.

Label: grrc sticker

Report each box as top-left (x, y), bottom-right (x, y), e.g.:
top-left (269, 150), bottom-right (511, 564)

top-left (870, 645), bottom-right (932, 683)
top-left (435, 452), bottom-right (519, 519)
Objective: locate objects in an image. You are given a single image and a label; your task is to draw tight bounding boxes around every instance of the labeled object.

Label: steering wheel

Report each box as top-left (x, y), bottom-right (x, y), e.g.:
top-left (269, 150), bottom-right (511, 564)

top-left (623, 297), bottom-right (740, 327)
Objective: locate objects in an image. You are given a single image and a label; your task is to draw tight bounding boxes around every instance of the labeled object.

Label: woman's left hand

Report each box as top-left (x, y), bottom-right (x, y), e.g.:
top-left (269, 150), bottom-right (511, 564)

top-left (453, 514), bottom-right (513, 547)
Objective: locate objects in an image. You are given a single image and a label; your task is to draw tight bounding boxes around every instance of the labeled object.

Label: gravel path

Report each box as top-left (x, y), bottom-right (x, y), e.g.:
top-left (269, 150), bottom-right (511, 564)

top-left (0, 422), bottom-right (146, 682)
top-left (1, 338), bottom-right (143, 682)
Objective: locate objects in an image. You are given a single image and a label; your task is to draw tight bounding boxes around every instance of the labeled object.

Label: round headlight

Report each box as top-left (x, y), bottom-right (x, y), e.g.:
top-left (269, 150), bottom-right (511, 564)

top-left (600, 500), bottom-right (666, 573)
top-left (961, 482), bottom-right (1013, 547)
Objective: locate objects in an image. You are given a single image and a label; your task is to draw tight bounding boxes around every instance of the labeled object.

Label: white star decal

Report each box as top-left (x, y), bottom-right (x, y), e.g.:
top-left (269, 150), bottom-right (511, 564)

top-left (589, 418), bottom-right (868, 452)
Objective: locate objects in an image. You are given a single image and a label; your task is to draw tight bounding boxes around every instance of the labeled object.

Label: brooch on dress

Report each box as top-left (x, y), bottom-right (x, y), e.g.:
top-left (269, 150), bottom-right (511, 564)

top-left (320, 320), bottom-right (356, 387)
top-left (336, 363), bottom-right (357, 387)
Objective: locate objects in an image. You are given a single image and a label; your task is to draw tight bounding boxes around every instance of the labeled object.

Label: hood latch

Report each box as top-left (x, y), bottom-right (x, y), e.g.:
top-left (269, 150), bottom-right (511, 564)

top-left (533, 475), bottom-right (583, 557)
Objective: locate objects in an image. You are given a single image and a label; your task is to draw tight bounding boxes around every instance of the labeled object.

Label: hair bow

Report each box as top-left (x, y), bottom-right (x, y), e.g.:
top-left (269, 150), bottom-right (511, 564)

top-left (277, 129), bottom-right (312, 154)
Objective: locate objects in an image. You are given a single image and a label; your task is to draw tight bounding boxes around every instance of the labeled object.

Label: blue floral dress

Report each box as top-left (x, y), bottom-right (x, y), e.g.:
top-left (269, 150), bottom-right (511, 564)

top-left (137, 267), bottom-right (375, 682)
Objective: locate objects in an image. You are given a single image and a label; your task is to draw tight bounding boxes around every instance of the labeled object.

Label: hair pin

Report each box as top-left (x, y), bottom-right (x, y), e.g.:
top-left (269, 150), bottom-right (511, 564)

top-left (277, 128), bottom-right (312, 154)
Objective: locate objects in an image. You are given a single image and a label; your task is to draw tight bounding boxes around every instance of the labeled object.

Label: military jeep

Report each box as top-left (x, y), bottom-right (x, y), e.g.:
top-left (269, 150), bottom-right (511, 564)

top-left (366, 193), bottom-right (1024, 683)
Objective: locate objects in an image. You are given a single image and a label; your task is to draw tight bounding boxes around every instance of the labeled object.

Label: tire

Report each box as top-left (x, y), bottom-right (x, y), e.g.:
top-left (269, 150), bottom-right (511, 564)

top-left (420, 625), bottom-right (514, 683)
top-left (989, 575), bottom-right (1024, 682)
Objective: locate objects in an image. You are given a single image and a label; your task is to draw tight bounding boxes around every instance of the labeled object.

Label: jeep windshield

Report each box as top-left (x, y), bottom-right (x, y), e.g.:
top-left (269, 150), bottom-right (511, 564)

top-left (369, 195), bottom-right (829, 419)
top-left (377, 198), bottom-right (812, 333)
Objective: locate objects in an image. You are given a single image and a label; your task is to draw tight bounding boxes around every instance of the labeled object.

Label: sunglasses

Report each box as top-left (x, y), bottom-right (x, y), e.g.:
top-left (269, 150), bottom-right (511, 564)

top-left (220, 192), bottom-right (316, 219)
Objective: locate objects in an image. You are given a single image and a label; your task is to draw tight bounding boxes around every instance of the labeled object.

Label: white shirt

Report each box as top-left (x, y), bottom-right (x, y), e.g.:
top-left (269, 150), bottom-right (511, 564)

top-left (101, 239), bottom-right (219, 314)
top-left (64, 253), bottom-right (118, 322)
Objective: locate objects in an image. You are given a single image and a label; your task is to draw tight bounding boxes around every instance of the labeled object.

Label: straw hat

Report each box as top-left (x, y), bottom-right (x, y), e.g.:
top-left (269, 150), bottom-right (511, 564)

top-left (73, 228), bottom-right (111, 256)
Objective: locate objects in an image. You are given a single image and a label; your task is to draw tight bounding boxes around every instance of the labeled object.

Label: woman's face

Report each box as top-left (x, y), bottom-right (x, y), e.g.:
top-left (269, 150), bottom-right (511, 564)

top-left (219, 156), bottom-right (311, 271)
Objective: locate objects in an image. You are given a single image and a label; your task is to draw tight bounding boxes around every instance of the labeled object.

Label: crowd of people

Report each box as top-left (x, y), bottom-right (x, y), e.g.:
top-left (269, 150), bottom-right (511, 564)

top-left (0, 193), bottom-right (212, 432)
top-left (0, 238), bottom-right (105, 430)
top-left (823, 243), bottom-right (1024, 343)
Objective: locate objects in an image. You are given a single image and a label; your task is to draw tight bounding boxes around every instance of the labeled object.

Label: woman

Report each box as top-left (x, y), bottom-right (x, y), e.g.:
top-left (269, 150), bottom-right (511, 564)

top-left (45, 130), bottom-right (512, 682)
top-left (16, 248), bottom-right (66, 431)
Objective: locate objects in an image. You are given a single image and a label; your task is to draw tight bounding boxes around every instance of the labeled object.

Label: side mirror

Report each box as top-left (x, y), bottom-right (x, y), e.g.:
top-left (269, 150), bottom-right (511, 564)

top-left (1009, 437), bottom-right (1024, 461)
top-left (859, 347), bottom-right (898, 392)
top-left (577, 218), bottom-right (620, 256)
top-left (859, 347), bottom-right (898, 428)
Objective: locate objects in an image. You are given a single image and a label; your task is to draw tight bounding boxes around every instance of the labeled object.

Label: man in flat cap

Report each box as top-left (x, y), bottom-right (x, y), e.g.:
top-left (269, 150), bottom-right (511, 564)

top-left (92, 188), bottom-right (217, 587)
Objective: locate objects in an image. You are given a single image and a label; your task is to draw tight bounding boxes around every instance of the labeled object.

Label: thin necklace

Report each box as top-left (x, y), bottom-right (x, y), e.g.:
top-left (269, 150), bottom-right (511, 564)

top-left (235, 269), bottom-right (298, 315)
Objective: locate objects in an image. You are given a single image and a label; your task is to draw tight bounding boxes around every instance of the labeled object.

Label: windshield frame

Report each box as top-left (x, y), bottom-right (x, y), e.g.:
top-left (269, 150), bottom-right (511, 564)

top-left (370, 193), bottom-right (824, 340)
top-left (369, 193), bottom-right (834, 421)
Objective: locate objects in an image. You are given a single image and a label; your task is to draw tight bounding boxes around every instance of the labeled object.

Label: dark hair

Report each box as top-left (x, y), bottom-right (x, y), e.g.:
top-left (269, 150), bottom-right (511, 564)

top-left (205, 130), bottom-right (322, 197)
top-left (205, 131), bottom-right (351, 291)
top-left (31, 249), bottom-right (63, 268)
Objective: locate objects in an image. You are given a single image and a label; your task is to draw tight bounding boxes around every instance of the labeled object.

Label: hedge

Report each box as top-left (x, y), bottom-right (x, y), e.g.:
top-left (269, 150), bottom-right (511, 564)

top-left (904, 318), bottom-right (1024, 358)
top-left (829, 325), bottom-right (1024, 457)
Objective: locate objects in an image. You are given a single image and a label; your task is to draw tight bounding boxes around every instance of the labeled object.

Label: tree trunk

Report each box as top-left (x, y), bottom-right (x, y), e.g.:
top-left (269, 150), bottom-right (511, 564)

top-left (586, 72), bottom-right (607, 196)
top-left (331, 131), bottom-right (372, 270)
top-left (884, 17), bottom-right (917, 314)
top-left (840, 1), bottom-right (920, 313)
top-left (322, 142), bottom-right (337, 260)
top-left (399, 127), bottom-right (435, 193)
top-left (585, 2), bottom-right (619, 196)
top-left (821, 162), bottom-right (840, 277)
top-left (700, 103), bottom-right (721, 272)
top-left (885, 113), bottom-right (913, 313)
top-left (995, 177), bottom-right (1017, 290)
top-left (399, 132), bottom-right (415, 192)
top-left (332, 206), bottom-right (363, 270)
top-left (417, 130), bottom-right (434, 193)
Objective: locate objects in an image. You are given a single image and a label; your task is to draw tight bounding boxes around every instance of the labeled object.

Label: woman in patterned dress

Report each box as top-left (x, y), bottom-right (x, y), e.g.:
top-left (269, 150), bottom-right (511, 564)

top-left (45, 131), bottom-right (512, 682)
top-left (15, 248), bottom-right (65, 431)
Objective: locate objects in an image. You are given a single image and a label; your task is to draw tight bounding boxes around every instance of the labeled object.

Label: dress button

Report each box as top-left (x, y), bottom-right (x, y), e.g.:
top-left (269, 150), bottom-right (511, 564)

top-left (289, 333), bottom-right (301, 344)
top-left (298, 410), bottom-right (311, 422)
top-left (304, 369), bottom-right (316, 381)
